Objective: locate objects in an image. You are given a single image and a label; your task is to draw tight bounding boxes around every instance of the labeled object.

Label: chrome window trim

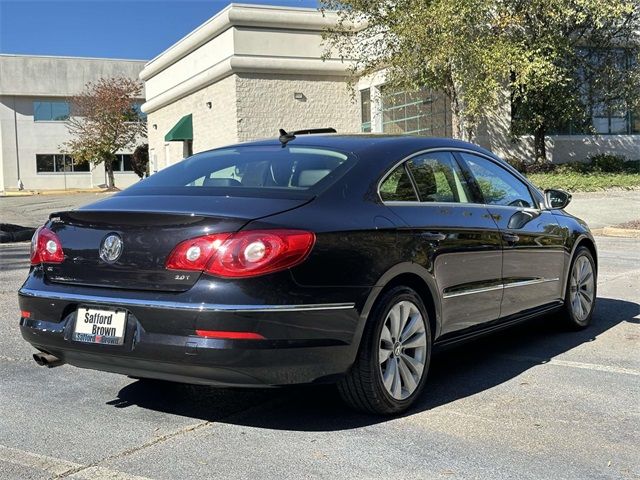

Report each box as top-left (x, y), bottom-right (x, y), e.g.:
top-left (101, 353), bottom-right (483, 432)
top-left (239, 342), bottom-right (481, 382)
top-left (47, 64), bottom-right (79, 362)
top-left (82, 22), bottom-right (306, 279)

top-left (18, 288), bottom-right (355, 313)
top-left (442, 278), bottom-right (560, 299)
top-left (377, 147), bottom-right (543, 209)
top-left (442, 284), bottom-right (504, 299)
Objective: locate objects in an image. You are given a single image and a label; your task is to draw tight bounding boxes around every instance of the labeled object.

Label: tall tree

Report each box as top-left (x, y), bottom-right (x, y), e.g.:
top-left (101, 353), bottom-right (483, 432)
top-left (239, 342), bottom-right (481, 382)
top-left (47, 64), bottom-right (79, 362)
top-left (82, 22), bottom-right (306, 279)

top-left (321, 0), bottom-right (520, 141)
top-left (508, 0), bottom-right (640, 161)
top-left (322, 0), bottom-right (640, 161)
top-left (63, 78), bottom-right (146, 189)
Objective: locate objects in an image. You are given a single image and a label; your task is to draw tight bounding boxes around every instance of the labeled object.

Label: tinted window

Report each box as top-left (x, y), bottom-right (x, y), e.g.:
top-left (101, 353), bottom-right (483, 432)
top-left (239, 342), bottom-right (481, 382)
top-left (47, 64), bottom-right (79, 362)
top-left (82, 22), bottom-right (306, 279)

top-left (407, 152), bottom-right (472, 203)
top-left (380, 165), bottom-right (418, 202)
top-left (130, 146), bottom-right (353, 196)
top-left (36, 154), bottom-right (54, 172)
top-left (36, 154), bottom-right (88, 173)
top-left (361, 89), bottom-right (371, 132)
top-left (34, 101), bottom-right (70, 121)
top-left (112, 154), bottom-right (135, 172)
top-left (460, 153), bottom-right (535, 208)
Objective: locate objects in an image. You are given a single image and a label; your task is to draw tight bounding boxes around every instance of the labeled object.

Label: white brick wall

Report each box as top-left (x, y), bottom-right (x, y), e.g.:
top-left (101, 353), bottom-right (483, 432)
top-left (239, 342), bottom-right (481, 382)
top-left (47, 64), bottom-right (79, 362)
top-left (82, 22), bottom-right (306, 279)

top-left (236, 73), bottom-right (360, 142)
top-left (147, 75), bottom-right (238, 171)
top-left (147, 73), bottom-right (361, 171)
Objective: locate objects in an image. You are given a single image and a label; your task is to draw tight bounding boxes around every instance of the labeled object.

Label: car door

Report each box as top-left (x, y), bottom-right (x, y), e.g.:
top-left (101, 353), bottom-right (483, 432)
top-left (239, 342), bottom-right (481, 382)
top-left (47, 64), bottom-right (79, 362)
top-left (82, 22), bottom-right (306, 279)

top-left (380, 150), bottom-right (503, 337)
top-left (457, 152), bottom-right (566, 318)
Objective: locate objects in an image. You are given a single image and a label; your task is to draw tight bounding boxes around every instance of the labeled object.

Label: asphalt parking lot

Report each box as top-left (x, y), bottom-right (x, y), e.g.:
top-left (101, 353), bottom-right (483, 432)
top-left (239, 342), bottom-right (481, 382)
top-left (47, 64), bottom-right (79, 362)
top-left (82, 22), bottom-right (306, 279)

top-left (0, 196), bottom-right (638, 479)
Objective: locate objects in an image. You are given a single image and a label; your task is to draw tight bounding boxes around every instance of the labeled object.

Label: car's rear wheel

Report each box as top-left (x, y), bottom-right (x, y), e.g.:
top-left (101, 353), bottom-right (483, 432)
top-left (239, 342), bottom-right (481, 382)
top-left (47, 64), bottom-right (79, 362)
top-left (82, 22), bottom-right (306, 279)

top-left (562, 246), bottom-right (597, 329)
top-left (338, 286), bottom-right (431, 414)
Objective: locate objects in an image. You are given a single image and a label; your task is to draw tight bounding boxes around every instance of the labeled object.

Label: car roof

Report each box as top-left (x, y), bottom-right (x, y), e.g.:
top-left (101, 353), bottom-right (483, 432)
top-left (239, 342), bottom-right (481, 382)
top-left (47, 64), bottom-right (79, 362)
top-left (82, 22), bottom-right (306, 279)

top-left (221, 134), bottom-right (503, 165)
top-left (196, 134), bottom-right (533, 194)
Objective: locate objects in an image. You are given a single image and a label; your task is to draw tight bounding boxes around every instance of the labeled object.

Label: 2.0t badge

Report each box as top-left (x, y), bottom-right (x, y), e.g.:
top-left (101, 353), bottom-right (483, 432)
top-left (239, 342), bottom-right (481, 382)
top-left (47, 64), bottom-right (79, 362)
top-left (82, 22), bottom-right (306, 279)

top-left (99, 233), bottom-right (123, 264)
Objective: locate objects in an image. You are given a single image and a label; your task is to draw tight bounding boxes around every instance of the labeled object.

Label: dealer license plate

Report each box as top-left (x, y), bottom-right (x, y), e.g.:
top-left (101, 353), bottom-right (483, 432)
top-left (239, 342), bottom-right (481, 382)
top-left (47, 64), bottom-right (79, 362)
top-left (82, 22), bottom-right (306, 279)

top-left (73, 307), bottom-right (127, 345)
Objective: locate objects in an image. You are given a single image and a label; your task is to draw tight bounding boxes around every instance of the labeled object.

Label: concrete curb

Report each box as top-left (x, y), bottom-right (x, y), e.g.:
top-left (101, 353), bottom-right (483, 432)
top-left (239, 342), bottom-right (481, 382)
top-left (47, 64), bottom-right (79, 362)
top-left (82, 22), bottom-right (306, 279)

top-left (1, 188), bottom-right (109, 197)
top-left (601, 227), bottom-right (640, 238)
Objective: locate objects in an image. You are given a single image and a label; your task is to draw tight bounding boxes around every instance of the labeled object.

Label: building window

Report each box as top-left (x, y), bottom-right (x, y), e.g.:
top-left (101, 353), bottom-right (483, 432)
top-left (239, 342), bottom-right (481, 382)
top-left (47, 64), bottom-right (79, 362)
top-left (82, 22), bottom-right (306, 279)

top-left (381, 86), bottom-right (451, 137)
top-left (112, 154), bottom-right (134, 172)
top-left (34, 101), bottom-right (70, 121)
top-left (132, 103), bottom-right (147, 121)
top-left (36, 154), bottom-right (89, 173)
top-left (555, 49), bottom-right (639, 135)
top-left (123, 103), bottom-right (146, 122)
top-left (361, 89), bottom-right (371, 132)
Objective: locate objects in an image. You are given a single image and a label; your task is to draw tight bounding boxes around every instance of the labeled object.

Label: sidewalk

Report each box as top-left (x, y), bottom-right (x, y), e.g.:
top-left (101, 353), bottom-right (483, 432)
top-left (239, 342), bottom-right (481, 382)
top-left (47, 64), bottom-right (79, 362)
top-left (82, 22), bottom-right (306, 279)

top-left (565, 190), bottom-right (640, 229)
top-left (1, 188), bottom-right (107, 197)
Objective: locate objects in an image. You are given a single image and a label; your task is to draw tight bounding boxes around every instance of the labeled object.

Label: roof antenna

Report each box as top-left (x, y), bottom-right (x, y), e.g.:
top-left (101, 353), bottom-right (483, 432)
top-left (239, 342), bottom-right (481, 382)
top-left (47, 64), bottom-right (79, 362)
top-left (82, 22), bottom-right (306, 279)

top-left (279, 129), bottom-right (295, 147)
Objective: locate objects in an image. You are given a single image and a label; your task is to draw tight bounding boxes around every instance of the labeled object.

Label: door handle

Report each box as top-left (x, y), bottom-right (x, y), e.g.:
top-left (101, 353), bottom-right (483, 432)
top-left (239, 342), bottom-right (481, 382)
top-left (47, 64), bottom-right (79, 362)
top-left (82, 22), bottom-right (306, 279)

top-left (420, 232), bottom-right (446, 241)
top-left (502, 233), bottom-right (520, 243)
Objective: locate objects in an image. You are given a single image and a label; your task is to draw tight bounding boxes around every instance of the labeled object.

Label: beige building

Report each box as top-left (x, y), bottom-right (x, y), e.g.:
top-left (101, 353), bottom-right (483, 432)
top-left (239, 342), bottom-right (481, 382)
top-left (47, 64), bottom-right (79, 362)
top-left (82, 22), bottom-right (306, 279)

top-left (0, 54), bottom-right (146, 192)
top-left (142, 3), bottom-right (640, 168)
top-left (140, 4), bottom-right (361, 172)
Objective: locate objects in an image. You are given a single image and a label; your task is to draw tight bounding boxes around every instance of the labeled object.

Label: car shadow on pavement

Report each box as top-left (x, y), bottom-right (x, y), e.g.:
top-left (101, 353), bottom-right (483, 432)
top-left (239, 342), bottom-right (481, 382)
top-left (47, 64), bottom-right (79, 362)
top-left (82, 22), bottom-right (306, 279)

top-left (112, 297), bottom-right (638, 431)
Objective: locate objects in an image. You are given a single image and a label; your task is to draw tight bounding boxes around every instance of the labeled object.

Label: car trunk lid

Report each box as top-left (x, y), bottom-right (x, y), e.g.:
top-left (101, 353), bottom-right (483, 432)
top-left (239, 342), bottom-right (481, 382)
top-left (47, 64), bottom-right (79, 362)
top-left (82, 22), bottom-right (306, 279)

top-left (44, 195), bottom-right (309, 292)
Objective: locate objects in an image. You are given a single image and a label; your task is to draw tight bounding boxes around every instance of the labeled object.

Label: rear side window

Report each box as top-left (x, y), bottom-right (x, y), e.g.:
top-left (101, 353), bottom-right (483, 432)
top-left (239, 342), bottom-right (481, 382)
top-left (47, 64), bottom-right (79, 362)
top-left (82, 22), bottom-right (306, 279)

top-left (131, 146), bottom-right (353, 196)
top-left (379, 165), bottom-right (418, 201)
top-left (407, 152), bottom-right (472, 203)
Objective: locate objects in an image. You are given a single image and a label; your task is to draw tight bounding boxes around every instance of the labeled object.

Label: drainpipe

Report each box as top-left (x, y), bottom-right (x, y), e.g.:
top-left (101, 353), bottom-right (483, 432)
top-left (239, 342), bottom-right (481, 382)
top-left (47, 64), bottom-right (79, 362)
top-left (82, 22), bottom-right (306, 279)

top-left (12, 96), bottom-right (23, 190)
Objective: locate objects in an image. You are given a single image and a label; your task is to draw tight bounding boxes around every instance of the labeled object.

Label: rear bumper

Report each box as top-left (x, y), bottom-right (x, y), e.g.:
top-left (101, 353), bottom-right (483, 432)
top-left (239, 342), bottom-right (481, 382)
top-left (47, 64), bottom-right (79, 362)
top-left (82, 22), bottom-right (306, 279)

top-left (19, 287), bottom-right (364, 386)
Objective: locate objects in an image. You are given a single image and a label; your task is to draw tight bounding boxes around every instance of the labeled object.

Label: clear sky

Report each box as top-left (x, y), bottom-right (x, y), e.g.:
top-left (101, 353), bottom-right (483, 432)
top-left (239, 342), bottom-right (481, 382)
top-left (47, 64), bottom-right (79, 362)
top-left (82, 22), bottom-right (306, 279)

top-left (0, 0), bottom-right (318, 60)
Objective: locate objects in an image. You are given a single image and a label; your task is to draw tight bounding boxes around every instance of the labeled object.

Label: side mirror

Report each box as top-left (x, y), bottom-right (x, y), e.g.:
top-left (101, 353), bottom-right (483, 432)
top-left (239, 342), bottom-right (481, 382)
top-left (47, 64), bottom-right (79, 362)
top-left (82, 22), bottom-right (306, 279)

top-left (545, 189), bottom-right (572, 210)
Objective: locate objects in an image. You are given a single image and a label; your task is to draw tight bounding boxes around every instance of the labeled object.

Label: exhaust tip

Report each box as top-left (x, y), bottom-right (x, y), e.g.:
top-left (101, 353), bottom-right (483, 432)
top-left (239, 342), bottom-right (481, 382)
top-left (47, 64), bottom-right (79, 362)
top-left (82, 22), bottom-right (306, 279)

top-left (33, 352), bottom-right (64, 368)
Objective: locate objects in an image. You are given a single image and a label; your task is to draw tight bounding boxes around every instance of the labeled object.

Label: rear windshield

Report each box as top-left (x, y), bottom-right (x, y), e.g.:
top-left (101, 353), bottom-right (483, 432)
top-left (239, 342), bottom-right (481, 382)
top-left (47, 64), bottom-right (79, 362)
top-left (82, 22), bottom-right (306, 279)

top-left (126, 145), bottom-right (354, 198)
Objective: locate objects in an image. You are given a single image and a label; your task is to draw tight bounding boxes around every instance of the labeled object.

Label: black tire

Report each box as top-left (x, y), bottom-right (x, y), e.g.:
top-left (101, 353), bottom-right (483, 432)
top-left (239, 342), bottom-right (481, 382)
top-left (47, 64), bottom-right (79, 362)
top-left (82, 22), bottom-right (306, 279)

top-left (338, 286), bottom-right (432, 415)
top-left (562, 246), bottom-right (597, 330)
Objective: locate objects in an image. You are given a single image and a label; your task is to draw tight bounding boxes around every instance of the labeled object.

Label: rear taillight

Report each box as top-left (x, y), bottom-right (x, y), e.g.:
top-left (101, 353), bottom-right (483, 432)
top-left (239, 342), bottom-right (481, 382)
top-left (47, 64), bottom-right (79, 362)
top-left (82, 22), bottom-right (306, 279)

top-left (166, 229), bottom-right (315, 278)
top-left (30, 226), bottom-right (64, 265)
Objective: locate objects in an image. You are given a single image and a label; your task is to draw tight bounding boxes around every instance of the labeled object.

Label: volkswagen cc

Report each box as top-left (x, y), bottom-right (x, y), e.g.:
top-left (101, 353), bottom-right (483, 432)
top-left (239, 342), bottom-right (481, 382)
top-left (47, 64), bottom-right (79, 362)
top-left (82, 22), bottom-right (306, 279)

top-left (19, 132), bottom-right (597, 414)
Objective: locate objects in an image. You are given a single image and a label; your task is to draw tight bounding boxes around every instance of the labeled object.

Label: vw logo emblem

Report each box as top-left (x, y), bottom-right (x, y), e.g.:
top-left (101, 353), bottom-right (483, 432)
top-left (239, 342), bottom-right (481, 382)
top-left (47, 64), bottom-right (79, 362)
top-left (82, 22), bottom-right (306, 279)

top-left (99, 233), bottom-right (123, 264)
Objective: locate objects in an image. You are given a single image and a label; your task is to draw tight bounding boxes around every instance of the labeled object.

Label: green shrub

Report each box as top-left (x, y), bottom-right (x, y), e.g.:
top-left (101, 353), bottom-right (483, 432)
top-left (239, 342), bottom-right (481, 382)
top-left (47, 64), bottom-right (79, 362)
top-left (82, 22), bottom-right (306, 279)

top-left (623, 159), bottom-right (640, 173)
top-left (504, 157), bottom-right (528, 173)
top-left (526, 161), bottom-right (556, 174)
top-left (504, 153), bottom-right (639, 176)
top-left (588, 154), bottom-right (627, 173)
top-left (555, 162), bottom-right (590, 174)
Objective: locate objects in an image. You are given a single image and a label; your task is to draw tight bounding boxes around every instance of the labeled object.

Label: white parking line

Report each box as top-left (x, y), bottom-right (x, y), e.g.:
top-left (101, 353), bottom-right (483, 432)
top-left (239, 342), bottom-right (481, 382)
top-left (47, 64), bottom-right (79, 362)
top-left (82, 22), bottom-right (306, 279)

top-left (0, 445), bottom-right (154, 480)
top-left (499, 354), bottom-right (640, 376)
top-left (67, 466), bottom-right (153, 480)
top-left (0, 445), bottom-right (81, 476)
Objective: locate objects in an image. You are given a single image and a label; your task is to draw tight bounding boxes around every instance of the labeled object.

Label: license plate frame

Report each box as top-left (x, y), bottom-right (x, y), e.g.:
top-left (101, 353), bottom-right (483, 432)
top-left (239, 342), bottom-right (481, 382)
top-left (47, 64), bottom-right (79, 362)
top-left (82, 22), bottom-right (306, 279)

top-left (73, 306), bottom-right (127, 345)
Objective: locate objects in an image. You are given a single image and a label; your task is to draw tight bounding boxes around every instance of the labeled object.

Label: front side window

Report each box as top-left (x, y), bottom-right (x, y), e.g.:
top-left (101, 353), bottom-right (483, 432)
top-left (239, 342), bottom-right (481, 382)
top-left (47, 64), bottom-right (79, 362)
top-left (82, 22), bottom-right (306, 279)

top-left (34, 101), bottom-right (70, 121)
top-left (407, 152), bottom-right (472, 203)
top-left (460, 153), bottom-right (534, 208)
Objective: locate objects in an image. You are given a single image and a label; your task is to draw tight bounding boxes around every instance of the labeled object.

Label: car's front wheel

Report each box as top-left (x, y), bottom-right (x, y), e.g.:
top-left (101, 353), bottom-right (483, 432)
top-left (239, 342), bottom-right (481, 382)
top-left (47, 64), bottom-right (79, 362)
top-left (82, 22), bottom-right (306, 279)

top-left (338, 286), bottom-right (432, 414)
top-left (562, 246), bottom-right (597, 329)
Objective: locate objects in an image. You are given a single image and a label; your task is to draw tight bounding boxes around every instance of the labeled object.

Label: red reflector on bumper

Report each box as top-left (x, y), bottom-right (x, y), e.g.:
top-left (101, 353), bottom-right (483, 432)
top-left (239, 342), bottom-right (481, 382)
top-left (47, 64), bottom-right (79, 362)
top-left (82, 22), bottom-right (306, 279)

top-left (21, 310), bottom-right (31, 318)
top-left (195, 330), bottom-right (265, 340)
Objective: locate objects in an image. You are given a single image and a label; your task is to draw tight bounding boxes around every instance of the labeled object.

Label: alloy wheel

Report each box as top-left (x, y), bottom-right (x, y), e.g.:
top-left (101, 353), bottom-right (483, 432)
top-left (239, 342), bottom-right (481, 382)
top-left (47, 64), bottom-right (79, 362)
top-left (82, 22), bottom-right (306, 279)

top-left (570, 255), bottom-right (595, 322)
top-left (378, 300), bottom-right (427, 400)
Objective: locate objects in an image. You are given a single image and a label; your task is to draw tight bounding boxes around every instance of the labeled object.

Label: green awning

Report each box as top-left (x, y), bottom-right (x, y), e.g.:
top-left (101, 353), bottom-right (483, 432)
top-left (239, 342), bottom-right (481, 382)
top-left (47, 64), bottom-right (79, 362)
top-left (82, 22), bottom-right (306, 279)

top-left (164, 114), bottom-right (192, 141)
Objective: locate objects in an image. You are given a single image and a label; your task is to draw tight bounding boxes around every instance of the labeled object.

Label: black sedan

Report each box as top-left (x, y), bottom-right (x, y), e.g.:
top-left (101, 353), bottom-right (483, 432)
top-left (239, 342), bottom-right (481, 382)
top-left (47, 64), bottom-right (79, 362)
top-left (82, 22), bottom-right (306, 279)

top-left (19, 132), bottom-right (597, 414)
